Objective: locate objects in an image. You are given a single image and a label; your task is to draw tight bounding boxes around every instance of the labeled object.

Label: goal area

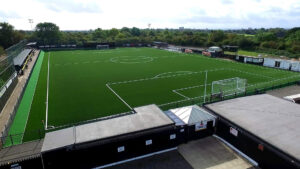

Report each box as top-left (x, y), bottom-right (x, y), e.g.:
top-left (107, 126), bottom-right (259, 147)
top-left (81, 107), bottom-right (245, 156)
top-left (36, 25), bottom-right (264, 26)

top-left (211, 77), bottom-right (247, 96)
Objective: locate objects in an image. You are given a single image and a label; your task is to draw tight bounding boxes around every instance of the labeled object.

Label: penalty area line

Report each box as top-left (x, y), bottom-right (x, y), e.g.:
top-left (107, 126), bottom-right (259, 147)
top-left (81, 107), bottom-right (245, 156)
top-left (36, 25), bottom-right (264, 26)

top-left (172, 90), bottom-right (190, 99)
top-left (106, 83), bottom-right (133, 110)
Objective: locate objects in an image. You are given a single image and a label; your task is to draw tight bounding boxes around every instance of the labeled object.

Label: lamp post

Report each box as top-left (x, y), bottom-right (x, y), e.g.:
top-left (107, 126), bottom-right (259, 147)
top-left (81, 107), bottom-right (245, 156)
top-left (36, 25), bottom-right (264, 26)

top-left (28, 19), bottom-right (33, 30)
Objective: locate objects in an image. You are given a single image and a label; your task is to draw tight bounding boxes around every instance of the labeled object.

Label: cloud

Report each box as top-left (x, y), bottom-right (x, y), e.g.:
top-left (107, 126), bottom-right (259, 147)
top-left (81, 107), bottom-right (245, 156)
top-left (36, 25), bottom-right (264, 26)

top-left (38, 0), bottom-right (101, 13)
top-left (0, 11), bottom-right (21, 19)
top-left (1, 0), bottom-right (300, 30)
top-left (221, 0), bottom-right (234, 5)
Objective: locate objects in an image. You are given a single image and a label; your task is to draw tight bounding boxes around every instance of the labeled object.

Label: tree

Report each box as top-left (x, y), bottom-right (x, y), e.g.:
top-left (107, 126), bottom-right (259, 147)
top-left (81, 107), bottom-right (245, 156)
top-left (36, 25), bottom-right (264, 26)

top-left (108, 28), bottom-right (119, 40)
top-left (208, 30), bottom-right (225, 43)
top-left (256, 32), bottom-right (277, 41)
top-left (0, 46), bottom-right (5, 55)
top-left (92, 28), bottom-right (105, 41)
top-left (131, 27), bottom-right (141, 36)
top-left (35, 22), bottom-right (61, 44)
top-left (0, 22), bottom-right (15, 48)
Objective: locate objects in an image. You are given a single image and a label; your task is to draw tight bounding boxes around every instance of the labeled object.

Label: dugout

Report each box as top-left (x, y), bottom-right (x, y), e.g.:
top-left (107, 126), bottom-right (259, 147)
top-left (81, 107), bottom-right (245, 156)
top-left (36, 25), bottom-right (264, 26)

top-left (41, 104), bottom-right (182, 169)
top-left (205, 94), bottom-right (300, 169)
top-left (164, 105), bottom-right (216, 141)
top-left (13, 49), bottom-right (32, 72)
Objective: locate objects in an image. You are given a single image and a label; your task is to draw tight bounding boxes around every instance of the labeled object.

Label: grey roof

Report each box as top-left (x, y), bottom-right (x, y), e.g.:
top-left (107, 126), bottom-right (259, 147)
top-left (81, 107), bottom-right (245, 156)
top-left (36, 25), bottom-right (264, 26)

top-left (0, 139), bottom-right (43, 166)
top-left (13, 49), bottom-right (32, 66)
top-left (165, 105), bottom-right (216, 125)
top-left (206, 94), bottom-right (300, 161)
top-left (42, 104), bottom-right (174, 152)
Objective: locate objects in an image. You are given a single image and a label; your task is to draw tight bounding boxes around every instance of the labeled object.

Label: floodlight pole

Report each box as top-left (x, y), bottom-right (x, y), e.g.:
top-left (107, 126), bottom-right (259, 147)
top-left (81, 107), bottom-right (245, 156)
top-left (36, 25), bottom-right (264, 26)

top-left (28, 19), bottom-right (33, 30)
top-left (203, 70), bottom-right (208, 103)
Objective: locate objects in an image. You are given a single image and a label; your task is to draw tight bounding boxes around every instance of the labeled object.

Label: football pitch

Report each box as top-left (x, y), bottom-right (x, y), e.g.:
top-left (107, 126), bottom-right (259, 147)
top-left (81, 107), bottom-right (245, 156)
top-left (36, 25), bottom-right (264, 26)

top-left (7, 47), bottom-right (300, 143)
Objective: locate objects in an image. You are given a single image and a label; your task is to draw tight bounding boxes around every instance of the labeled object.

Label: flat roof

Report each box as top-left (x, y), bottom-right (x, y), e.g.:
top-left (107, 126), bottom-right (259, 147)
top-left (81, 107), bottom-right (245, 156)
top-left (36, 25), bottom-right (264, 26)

top-left (206, 94), bottom-right (300, 161)
top-left (13, 49), bottom-right (32, 66)
top-left (42, 104), bottom-right (174, 152)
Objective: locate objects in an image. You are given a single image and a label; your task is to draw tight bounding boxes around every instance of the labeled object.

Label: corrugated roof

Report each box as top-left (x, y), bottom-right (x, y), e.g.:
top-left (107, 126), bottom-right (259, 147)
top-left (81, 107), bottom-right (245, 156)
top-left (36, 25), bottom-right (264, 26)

top-left (13, 49), bottom-right (32, 66)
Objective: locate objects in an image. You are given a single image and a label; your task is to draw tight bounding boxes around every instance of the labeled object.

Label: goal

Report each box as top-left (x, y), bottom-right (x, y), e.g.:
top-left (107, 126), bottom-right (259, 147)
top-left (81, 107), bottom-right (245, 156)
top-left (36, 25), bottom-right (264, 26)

top-left (211, 77), bottom-right (247, 96)
top-left (96, 45), bottom-right (109, 50)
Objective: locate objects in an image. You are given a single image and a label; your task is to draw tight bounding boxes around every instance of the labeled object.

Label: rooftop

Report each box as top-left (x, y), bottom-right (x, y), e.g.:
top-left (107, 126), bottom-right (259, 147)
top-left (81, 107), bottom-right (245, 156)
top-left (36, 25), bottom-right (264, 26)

top-left (206, 94), bottom-right (300, 161)
top-left (13, 49), bottom-right (32, 66)
top-left (42, 104), bottom-right (174, 152)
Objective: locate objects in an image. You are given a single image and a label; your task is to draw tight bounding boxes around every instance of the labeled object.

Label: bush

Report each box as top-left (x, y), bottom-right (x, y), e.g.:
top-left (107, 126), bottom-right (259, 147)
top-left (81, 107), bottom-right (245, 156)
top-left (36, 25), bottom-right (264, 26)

top-left (0, 46), bottom-right (5, 55)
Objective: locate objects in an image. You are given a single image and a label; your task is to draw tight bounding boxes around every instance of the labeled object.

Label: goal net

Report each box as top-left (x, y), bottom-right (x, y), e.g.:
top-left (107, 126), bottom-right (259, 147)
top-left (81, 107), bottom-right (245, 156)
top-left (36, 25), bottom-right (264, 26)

top-left (211, 77), bottom-right (247, 96)
top-left (96, 45), bottom-right (109, 50)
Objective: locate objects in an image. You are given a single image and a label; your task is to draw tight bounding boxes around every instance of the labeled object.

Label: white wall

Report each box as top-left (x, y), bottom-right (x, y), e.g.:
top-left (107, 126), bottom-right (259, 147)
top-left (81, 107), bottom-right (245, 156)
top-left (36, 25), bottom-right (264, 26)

top-left (279, 60), bottom-right (291, 70)
top-left (291, 62), bottom-right (300, 72)
top-left (263, 58), bottom-right (275, 67)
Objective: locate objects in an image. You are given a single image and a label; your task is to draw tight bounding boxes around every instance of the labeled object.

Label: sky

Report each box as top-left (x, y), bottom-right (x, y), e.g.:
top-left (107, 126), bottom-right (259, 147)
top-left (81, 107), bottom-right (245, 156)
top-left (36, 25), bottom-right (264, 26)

top-left (0, 0), bottom-right (299, 30)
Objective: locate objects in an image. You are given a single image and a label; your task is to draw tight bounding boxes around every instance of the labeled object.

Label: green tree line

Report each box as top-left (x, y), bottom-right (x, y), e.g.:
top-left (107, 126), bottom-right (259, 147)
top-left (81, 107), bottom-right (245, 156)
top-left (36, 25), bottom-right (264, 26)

top-left (1, 22), bottom-right (300, 58)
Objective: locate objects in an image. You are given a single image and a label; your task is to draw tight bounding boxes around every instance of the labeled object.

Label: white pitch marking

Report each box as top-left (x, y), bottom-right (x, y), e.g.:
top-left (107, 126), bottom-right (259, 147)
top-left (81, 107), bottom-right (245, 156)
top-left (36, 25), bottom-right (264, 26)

top-left (106, 83), bottom-right (132, 110)
top-left (45, 52), bottom-right (50, 130)
top-left (172, 90), bottom-right (190, 99)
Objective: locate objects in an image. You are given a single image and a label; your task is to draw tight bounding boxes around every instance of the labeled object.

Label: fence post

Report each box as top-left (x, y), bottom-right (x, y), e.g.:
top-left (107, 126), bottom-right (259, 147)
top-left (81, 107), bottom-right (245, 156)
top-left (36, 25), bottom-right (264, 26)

top-left (38, 129), bottom-right (41, 139)
top-left (10, 135), bottom-right (13, 145)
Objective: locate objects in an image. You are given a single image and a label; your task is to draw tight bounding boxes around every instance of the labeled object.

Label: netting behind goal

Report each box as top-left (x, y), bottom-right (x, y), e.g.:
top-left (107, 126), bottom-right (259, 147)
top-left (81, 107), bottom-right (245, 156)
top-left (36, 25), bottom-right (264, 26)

top-left (96, 45), bottom-right (109, 49)
top-left (211, 77), bottom-right (247, 96)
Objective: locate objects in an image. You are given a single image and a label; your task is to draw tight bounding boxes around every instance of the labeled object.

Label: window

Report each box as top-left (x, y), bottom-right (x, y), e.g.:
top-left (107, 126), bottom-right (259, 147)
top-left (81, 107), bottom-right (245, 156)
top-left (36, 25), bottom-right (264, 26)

top-left (117, 146), bottom-right (125, 152)
top-left (170, 134), bottom-right (176, 140)
top-left (275, 61), bottom-right (280, 68)
top-left (145, 139), bottom-right (152, 146)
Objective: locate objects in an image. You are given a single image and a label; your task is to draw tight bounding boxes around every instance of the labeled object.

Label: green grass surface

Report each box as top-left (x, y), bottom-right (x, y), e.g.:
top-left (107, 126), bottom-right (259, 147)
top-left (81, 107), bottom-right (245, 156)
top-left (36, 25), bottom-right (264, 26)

top-left (5, 51), bottom-right (44, 146)
top-left (7, 48), bottom-right (300, 143)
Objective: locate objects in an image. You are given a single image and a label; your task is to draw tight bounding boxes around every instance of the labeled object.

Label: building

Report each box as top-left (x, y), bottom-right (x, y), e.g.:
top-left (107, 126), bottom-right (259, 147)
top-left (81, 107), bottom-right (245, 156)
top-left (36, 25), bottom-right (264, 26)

top-left (263, 58), bottom-right (300, 72)
top-left (153, 42), bottom-right (168, 48)
top-left (41, 104), bottom-right (182, 169)
top-left (164, 105), bottom-right (216, 141)
top-left (235, 55), bottom-right (264, 65)
top-left (203, 46), bottom-right (223, 57)
top-left (205, 94), bottom-right (300, 169)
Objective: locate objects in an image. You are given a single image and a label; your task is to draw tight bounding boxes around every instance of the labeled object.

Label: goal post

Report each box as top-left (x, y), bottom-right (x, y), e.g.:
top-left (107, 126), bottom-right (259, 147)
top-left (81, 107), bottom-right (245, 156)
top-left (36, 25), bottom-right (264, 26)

top-left (211, 77), bottom-right (247, 97)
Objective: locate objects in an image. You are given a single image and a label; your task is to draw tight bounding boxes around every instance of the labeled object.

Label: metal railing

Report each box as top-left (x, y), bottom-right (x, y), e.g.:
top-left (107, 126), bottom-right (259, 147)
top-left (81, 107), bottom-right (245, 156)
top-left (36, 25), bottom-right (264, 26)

top-left (0, 79), bottom-right (299, 149)
top-left (158, 80), bottom-right (300, 111)
top-left (0, 51), bottom-right (40, 149)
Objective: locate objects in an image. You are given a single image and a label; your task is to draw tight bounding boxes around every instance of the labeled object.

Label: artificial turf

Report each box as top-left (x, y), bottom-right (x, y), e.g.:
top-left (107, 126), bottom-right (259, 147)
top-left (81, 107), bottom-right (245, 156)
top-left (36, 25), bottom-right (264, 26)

top-left (8, 47), bottom-right (300, 143)
top-left (5, 51), bottom-right (44, 146)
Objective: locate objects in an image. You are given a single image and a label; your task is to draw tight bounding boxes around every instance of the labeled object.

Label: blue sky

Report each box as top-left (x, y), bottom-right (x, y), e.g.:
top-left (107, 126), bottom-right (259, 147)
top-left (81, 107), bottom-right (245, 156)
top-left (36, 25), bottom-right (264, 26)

top-left (0, 0), bottom-right (299, 30)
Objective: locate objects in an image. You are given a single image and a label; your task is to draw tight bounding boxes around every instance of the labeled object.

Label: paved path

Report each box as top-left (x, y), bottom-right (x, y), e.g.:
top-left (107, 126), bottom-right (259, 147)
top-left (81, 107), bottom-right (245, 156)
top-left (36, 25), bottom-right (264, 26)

top-left (0, 50), bottom-right (40, 137)
top-left (267, 85), bottom-right (300, 98)
top-left (0, 139), bottom-right (43, 166)
top-left (110, 136), bottom-right (255, 169)
top-left (178, 137), bottom-right (255, 169)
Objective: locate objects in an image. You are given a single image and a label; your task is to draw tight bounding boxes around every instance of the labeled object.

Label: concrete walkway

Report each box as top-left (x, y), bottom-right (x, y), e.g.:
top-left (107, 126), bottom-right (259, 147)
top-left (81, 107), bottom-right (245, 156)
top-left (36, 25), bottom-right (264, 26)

top-left (178, 137), bottom-right (255, 169)
top-left (267, 85), bottom-right (300, 98)
top-left (0, 139), bottom-right (43, 166)
top-left (110, 136), bottom-right (255, 169)
top-left (0, 50), bottom-right (40, 137)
